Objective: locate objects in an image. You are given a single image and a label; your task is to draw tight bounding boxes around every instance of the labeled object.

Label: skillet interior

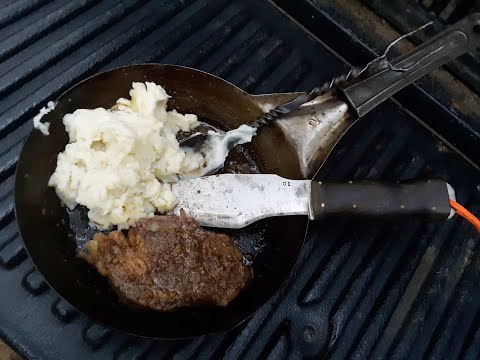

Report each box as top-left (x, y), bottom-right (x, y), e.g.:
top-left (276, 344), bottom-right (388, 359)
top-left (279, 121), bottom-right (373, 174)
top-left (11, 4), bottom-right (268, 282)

top-left (14, 64), bottom-right (308, 338)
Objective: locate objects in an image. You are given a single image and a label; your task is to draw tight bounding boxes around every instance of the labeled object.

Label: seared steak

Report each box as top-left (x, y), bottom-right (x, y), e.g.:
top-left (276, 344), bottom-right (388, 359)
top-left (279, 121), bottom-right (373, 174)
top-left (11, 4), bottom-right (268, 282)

top-left (82, 215), bottom-right (252, 311)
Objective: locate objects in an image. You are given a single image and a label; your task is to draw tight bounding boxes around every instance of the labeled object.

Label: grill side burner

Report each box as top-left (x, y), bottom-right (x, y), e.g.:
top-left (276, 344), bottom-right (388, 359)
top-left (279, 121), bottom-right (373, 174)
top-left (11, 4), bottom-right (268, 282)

top-left (0, 0), bottom-right (479, 359)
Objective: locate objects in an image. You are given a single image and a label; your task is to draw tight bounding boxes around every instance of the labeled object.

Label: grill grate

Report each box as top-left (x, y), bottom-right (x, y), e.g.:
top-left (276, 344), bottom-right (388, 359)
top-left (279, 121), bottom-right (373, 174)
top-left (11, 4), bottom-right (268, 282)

top-left (0, 0), bottom-right (479, 359)
top-left (420, 0), bottom-right (479, 24)
top-left (359, 0), bottom-right (480, 93)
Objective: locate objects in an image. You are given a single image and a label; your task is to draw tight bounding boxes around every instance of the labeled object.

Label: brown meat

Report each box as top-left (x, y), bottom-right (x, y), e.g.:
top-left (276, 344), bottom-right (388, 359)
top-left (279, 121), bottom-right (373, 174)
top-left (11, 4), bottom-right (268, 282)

top-left (82, 215), bottom-right (252, 311)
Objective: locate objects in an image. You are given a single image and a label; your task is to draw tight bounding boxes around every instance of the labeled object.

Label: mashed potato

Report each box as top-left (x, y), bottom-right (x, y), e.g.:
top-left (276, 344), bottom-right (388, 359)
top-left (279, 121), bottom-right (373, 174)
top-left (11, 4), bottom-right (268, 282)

top-left (33, 101), bottom-right (56, 135)
top-left (48, 82), bottom-right (204, 229)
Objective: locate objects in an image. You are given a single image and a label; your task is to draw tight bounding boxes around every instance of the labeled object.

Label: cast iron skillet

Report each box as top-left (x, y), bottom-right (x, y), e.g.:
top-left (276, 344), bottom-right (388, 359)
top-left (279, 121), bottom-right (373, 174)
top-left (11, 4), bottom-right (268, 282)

top-left (15, 64), bottom-right (309, 339)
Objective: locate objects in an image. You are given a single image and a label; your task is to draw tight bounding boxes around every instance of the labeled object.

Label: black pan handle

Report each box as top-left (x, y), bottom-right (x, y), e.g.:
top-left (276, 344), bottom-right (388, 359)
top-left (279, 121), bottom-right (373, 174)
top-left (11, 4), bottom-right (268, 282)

top-left (310, 179), bottom-right (452, 220)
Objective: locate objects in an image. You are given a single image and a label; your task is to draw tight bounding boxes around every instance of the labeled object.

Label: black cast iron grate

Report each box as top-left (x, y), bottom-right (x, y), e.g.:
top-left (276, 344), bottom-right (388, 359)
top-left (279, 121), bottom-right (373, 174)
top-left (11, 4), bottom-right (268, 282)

top-left (0, 0), bottom-right (479, 359)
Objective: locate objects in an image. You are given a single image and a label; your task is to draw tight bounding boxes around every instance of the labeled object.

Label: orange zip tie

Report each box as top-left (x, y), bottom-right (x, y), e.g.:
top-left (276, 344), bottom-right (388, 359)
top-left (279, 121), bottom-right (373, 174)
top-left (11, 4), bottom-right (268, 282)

top-left (450, 199), bottom-right (480, 233)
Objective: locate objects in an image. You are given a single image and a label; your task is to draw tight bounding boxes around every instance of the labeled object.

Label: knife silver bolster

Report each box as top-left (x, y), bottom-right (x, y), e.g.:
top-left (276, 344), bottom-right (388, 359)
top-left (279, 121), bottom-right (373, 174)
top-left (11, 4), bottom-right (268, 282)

top-left (308, 180), bottom-right (322, 220)
top-left (307, 202), bottom-right (316, 220)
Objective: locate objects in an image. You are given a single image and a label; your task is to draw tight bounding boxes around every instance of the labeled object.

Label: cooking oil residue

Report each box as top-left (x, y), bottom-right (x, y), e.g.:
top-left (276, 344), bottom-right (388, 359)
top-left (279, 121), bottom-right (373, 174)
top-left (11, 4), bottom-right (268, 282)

top-left (242, 254), bottom-right (254, 266)
top-left (66, 205), bottom-right (99, 251)
top-left (219, 219), bottom-right (269, 267)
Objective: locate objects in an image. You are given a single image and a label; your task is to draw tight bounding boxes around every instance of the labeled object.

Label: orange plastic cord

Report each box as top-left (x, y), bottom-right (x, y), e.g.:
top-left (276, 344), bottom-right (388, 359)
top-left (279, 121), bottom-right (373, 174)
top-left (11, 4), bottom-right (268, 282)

top-left (450, 199), bottom-right (480, 233)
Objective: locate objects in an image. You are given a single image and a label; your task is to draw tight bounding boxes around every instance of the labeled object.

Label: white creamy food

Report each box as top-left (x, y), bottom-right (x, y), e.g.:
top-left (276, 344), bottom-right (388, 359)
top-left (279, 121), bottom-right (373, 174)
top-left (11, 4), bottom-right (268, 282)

top-left (189, 124), bottom-right (256, 178)
top-left (33, 101), bottom-right (56, 135)
top-left (48, 82), bottom-right (205, 229)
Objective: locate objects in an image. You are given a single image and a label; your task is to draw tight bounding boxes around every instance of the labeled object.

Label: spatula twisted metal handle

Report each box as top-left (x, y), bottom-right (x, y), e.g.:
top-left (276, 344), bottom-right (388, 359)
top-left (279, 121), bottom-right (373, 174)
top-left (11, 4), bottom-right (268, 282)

top-left (180, 69), bottom-right (365, 151)
top-left (248, 68), bottom-right (362, 128)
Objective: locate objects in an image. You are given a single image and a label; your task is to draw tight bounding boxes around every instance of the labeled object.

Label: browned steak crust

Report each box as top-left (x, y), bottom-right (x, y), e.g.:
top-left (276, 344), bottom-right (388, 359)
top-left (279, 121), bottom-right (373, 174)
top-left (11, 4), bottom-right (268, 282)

top-left (82, 216), bottom-right (252, 311)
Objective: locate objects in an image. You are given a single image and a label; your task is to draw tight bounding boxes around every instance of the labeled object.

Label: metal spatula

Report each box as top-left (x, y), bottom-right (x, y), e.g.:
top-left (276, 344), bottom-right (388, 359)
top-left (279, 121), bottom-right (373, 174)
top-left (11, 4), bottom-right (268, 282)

top-left (169, 174), bottom-right (454, 228)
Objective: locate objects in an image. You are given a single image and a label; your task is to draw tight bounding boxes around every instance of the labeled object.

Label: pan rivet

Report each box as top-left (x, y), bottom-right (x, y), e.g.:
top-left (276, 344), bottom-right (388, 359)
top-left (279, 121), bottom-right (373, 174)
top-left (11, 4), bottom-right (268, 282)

top-left (352, 204), bottom-right (357, 208)
top-left (303, 325), bottom-right (316, 343)
top-left (318, 181), bottom-right (322, 185)
top-left (432, 206), bottom-right (437, 210)
top-left (348, 180), bottom-right (353, 184)
top-left (400, 204), bottom-right (405, 209)
top-left (321, 203), bottom-right (325, 208)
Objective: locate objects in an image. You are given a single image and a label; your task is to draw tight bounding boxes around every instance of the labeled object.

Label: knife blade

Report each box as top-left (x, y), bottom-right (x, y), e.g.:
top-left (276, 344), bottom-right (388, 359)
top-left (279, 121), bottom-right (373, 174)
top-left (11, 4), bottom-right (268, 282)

top-left (170, 174), bottom-right (311, 228)
top-left (169, 174), bottom-right (453, 228)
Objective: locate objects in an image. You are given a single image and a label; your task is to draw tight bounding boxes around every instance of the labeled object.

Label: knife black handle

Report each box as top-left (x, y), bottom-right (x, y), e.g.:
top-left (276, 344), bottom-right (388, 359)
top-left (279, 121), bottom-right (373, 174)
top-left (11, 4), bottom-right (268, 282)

top-left (310, 179), bottom-right (452, 220)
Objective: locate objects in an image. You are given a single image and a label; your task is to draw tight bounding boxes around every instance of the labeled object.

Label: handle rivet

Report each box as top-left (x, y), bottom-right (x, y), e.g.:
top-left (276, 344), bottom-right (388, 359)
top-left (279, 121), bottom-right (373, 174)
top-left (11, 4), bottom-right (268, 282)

top-left (348, 180), bottom-right (353, 184)
top-left (353, 204), bottom-right (357, 208)
top-left (318, 181), bottom-right (322, 185)
top-left (303, 325), bottom-right (316, 343)
top-left (321, 203), bottom-right (325, 208)
top-left (400, 204), bottom-right (405, 209)
top-left (432, 206), bottom-right (437, 210)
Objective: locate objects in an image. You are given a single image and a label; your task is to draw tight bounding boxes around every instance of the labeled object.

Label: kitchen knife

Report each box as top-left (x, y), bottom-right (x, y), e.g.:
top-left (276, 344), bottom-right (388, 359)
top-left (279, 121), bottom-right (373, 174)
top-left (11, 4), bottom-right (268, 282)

top-left (170, 174), bottom-right (454, 228)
